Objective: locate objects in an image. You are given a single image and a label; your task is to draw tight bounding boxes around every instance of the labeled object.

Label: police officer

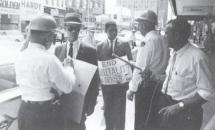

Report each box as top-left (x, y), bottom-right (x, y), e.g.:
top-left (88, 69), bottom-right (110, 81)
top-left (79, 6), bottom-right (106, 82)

top-left (15, 14), bottom-right (76, 130)
top-left (127, 10), bottom-right (169, 130)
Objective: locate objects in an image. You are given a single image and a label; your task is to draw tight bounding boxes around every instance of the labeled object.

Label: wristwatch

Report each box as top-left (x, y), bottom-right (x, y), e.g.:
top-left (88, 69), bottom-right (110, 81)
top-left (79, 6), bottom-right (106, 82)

top-left (178, 102), bottom-right (185, 108)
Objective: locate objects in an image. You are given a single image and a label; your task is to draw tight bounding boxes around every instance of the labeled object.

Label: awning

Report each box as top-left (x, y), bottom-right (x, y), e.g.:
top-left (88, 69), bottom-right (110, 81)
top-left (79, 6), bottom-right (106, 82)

top-left (169, 0), bottom-right (215, 20)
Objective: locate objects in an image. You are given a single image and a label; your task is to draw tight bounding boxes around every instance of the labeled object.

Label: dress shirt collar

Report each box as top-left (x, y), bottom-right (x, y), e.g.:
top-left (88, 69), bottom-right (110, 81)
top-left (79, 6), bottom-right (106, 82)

top-left (175, 43), bottom-right (190, 56)
top-left (28, 42), bottom-right (46, 50)
top-left (67, 39), bottom-right (80, 47)
top-left (66, 39), bottom-right (80, 58)
top-left (72, 39), bottom-right (80, 47)
top-left (145, 30), bottom-right (157, 38)
top-left (107, 38), bottom-right (117, 47)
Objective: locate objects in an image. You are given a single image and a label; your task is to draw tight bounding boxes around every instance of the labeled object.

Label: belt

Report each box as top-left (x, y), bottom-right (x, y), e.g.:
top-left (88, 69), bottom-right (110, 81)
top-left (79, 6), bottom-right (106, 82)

top-left (23, 100), bottom-right (53, 105)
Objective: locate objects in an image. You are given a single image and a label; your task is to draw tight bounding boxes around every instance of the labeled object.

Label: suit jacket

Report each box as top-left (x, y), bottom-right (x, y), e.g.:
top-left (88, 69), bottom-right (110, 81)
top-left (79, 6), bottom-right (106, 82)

top-left (55, 41), bottom-right (99, 116)
top-left (97, 38), bottom-right (133, 87)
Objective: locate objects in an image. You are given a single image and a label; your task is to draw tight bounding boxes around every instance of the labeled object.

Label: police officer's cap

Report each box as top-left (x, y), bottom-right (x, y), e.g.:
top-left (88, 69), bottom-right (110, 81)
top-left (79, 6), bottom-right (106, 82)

top-left (29, 14), bottom-right (57, 32)
top-left (135, 10), bottom-right (157, 25)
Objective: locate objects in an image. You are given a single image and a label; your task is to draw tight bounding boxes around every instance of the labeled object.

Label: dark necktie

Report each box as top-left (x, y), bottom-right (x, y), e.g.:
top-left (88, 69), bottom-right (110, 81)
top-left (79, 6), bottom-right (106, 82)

top-left (110, 40), bottom-right (114, 55)
top-left (69, 43), bottom-right (73, 58)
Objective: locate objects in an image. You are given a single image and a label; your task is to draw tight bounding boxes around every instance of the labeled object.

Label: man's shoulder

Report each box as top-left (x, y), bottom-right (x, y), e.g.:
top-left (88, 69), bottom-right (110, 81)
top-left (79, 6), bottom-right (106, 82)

top-left (117, 39), bottom-right (130, 48)
top-left (146, 31), bottom-right (163, 41)
top-left (80, 41), bottom-right (96, 52)
top-left (117, 39), bottom-right (129, 44)
top-left (40, 51), bottom-right (58, 63)
top-left (96, 40), bottom-right (106, 49)
top-left (189, 44), bottom-right (207, 58)
top-left (55, 42), bottom-right (67, 51)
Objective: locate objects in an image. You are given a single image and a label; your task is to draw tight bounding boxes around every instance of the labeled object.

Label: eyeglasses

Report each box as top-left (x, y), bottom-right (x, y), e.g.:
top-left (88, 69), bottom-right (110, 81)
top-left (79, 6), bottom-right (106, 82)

top-left (66, 25), bottom-right (80, 32)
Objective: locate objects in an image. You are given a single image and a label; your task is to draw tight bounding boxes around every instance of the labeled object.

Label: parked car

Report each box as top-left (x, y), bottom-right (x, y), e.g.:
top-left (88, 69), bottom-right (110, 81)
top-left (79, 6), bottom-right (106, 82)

top-left (0, 30), bottom-right (24, 42)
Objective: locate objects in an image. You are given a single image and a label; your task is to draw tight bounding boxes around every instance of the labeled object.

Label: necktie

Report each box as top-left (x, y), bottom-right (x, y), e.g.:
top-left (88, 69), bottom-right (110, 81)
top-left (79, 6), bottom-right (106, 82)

top-left (69, 43), bottom-right (73, 58)
top-left (110, 40), bottom-right (115, 55)
top-left (164, 52), bottom-right (177, 94)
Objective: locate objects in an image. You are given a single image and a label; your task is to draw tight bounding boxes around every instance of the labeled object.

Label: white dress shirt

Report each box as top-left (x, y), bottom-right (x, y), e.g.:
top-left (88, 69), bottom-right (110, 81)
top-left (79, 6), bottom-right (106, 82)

top-left (162, 43), bottom-right (214, 100)
top-left (66, 40), bottom-right (80, 58)
top-left (129, 30), bottom-right (169, 92)
top-left (15, 42), bottom-right (76, 101)
top-left (107, 38), bottom-right (117, 52)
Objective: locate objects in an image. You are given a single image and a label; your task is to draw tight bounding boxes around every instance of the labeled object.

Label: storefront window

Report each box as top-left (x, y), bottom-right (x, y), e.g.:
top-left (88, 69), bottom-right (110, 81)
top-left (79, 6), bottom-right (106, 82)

top-left (0, 14), bottom-right (19, 30)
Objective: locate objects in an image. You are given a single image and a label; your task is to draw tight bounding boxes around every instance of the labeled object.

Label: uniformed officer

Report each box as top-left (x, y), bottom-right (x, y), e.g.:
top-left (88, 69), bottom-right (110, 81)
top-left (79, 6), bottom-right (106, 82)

top-left (15, 14), bottom-right (76, 130)
top-left (127, 10), bottom-right (169, 130)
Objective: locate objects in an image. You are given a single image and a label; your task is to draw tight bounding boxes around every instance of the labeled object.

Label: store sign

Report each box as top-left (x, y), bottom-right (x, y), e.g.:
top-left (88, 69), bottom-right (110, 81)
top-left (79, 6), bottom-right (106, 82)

top-left (43, 0), bottom-right (66, 10)
top-left (20, 0), bottom-right (43, 20)
top-left (182, 6), bottom-right (213, 15)
top-left (0, 0), bottom-right (20, 14)
top-left (20, 0), bottom-right (42, 10)
top-left (0, 0), bottom-right (20, 9)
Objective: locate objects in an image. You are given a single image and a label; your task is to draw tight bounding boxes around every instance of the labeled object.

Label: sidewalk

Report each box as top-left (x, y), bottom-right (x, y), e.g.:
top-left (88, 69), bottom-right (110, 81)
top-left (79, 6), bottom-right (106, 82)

top-left (86, 91), bottom-right (135, 130)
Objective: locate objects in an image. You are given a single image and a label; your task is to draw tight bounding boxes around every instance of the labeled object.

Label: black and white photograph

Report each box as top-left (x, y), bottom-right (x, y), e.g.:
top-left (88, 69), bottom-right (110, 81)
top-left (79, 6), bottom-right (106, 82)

top-left (0, 0), bottom-right (215, 130)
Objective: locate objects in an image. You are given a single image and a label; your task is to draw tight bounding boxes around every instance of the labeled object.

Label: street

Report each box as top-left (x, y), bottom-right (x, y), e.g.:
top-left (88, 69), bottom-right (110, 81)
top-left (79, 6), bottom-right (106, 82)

top-left (0, 39), bottom-right (21, 65)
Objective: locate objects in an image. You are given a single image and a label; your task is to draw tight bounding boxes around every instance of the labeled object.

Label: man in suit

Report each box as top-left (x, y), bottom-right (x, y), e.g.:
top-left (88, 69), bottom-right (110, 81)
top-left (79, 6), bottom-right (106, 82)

top-left (54, 12), bottom-right (99, 130)
top-left (97, 21), bottom-right (133, 130)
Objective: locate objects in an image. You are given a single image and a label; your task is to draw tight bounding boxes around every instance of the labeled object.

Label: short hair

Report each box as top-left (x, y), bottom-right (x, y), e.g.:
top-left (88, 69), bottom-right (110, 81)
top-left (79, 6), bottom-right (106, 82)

top-left (105, 21), bottom-right (117, 32)
top-left (167, 18), bottom-right (191, 41)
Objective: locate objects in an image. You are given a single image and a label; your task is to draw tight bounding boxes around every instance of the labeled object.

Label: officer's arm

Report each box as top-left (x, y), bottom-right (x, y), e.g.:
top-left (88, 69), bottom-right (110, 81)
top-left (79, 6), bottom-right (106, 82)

top-left (48, 56), bottom-right (76, 94)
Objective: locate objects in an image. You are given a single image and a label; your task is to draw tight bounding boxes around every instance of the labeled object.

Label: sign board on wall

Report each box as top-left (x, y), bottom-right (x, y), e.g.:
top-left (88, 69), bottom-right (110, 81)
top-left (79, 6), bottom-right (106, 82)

top-left (43, 0), bottom-right (66, 10)
top-left (20, 0), bottom-right (44, 20)
top-left (182, 6), bottom-right (213, 15)
top-left (0, 0), bottom-right (20, 14)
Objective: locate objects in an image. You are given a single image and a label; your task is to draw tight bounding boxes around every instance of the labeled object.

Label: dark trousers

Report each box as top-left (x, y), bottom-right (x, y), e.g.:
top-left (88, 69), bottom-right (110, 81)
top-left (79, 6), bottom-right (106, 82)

top-left (18, 101), bottom-right (61, 130)
top-left (157, 93), bottom-right (203, 130)
top-left (134, 81), bottom-right (161, 130)
top-left (62, 115), bottom-right (86, 130)
top-left (102, 85), bottom-right (127, 130)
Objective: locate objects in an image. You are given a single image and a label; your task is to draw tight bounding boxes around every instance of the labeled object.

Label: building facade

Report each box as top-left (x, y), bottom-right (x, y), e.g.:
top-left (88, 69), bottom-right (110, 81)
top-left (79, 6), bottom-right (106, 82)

top-left (117, 0), bottom-right (158, 13)
top-left (116, 0), bottom-right (168, 28)
top-left (43, 0), bottom-right (66, 27)
top-left (0, 0), bottom-right (67, 31)
top-left (65, 0), bottom-right (105, 28)
top-left (0, 0), bottom-right (21, 30)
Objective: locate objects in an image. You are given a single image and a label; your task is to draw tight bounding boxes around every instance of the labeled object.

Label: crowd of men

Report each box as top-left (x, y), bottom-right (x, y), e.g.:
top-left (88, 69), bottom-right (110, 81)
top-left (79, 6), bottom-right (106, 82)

top-left (14, 9), bottom-right (215, 130)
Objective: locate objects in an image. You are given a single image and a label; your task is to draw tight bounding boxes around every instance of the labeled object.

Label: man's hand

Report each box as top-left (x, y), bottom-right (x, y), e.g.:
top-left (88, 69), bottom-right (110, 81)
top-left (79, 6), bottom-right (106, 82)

top-left (158, 103), bottom-right (183, 121)
top-left (0, 114), bottom-right (16, 129)
top-left (139, 69), bottom-right (152, 81)
top-left (63, 57), bottom-right (74, 67)
top-left (127, 90), bottom-right (135, 101)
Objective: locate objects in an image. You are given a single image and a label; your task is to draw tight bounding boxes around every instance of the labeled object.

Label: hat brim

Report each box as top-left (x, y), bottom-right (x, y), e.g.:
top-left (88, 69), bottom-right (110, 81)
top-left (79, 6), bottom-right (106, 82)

top-left (135, 17), bottom-right (156, 24)
top-left (65, 21), bottom-right (82, 25)
top-left (135, 17), bottom-right (148, 22)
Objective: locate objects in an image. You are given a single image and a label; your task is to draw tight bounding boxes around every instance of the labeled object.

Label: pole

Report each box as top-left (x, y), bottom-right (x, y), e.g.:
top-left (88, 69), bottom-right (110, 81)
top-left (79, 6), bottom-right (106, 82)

top-left (88, 0), bottom-right (90, 29)
top-left (112, 53), bottom-right (143, 71)
top-left (131, 0), bottom-right (134, 22)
